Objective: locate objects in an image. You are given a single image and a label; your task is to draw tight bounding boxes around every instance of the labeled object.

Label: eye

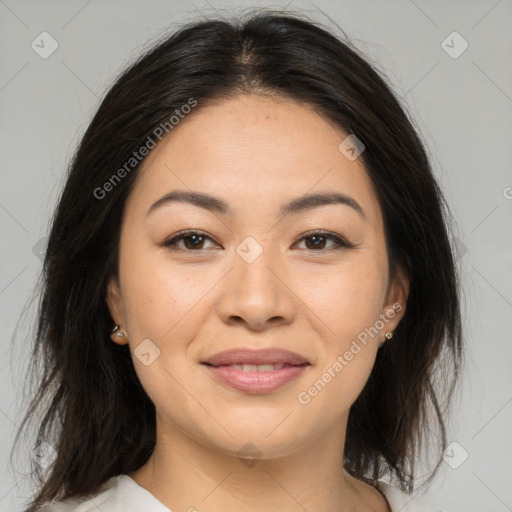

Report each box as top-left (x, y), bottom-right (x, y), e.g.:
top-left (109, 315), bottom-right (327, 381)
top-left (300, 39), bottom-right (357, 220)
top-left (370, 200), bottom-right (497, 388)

top-left (161, 229), bottom-right (354, 252)
top-left (162, 230), bottom-right (218, 251)
top-left (294, 230), bottom-right (354, 251)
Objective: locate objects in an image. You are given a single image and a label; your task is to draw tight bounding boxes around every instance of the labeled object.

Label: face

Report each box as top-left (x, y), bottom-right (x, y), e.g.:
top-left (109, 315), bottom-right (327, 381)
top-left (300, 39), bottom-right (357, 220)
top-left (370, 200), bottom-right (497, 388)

top-left (106, 94), bottom-right (408, 460)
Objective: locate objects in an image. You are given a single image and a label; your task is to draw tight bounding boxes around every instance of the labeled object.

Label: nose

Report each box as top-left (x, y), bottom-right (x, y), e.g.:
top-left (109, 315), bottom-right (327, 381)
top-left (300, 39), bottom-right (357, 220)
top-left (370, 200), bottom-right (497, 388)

top-left (216, 240), bottom-right (297, 331)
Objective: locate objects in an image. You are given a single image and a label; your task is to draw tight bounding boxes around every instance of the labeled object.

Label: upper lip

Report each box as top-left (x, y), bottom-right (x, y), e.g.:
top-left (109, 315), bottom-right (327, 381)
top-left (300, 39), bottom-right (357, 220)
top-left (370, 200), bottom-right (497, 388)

top-left (202, 348), bottom-right (310, 366)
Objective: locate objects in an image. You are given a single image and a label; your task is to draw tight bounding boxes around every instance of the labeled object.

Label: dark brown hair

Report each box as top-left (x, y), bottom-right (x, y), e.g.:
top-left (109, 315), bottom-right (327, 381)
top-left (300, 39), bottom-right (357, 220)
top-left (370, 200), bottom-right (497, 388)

top-left (13, 9), bottom-right (463, 510)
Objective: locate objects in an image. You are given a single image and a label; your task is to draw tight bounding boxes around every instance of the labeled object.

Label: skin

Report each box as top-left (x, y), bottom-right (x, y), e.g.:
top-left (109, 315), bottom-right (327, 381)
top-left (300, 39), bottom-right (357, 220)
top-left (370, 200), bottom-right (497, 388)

top-left (106, 94), bottom-right (409, 512)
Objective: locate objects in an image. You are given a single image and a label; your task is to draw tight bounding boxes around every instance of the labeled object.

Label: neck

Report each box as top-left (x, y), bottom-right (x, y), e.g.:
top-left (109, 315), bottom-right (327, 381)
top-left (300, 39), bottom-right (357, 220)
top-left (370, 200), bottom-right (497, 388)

top-left (128, 414), bottom-right (389, 512)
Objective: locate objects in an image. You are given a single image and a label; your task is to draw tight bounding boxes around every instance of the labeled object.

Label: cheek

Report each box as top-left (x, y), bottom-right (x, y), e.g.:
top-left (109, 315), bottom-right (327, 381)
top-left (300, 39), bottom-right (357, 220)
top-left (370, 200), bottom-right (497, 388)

top-left (297, 256), bottom-right (387, 337)
top-left (119, 242), bottom-right (213, 339)
top-left (294, 256), bottom-right (386, 395)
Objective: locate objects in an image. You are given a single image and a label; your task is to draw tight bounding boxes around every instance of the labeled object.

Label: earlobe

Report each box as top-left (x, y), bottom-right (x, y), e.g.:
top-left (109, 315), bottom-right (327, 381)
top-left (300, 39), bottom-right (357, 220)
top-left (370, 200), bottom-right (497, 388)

top-left (106, 277), bottom-right (128, 345)
top-left (111, 324), bottom-right (128, 345)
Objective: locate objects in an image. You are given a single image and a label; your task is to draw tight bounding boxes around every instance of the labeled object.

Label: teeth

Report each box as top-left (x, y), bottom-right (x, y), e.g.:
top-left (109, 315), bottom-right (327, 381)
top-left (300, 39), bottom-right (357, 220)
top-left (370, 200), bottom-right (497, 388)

top-left (227, 363), bottom-right (286, 372)
top-left (256, 364), bottom-right (277, 372)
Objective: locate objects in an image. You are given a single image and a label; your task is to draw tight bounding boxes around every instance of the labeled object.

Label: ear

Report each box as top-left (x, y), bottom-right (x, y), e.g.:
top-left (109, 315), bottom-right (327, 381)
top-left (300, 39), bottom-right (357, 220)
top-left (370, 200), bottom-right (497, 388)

top-left (379, 264), bottom-right (410, 340)
top-left (106, 275), bottom-right (128, 345)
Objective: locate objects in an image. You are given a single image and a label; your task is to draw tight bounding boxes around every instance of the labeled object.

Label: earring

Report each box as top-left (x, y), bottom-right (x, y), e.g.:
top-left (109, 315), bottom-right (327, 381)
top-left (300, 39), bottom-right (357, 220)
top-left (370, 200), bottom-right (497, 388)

top-left (112, 324), bottom-right (125, 338)
top-left (385, 331), bottom-right (394, 340)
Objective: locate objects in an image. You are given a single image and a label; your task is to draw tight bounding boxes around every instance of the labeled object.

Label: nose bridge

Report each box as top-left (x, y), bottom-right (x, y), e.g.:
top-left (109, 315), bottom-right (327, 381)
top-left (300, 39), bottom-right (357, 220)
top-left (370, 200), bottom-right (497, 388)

top-left (218, 234), bottom-right (295, 328)
top-left (234, 233), bottom-right (280, 301)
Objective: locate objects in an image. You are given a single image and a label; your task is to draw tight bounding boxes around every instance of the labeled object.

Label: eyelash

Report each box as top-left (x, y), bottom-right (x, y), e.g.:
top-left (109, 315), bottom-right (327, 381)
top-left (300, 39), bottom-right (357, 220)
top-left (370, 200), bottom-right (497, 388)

top-left (162, 229), bottom-right (354, 252)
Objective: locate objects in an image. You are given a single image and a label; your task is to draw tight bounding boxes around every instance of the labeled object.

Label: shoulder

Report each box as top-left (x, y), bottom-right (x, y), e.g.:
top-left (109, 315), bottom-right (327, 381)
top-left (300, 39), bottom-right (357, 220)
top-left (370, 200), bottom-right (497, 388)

top-left (36, 475), bottom-right (170, 512)
top-left (36, 476), bottom-right (119, 512)
top-left (376, 480), bottom-right (449, 512)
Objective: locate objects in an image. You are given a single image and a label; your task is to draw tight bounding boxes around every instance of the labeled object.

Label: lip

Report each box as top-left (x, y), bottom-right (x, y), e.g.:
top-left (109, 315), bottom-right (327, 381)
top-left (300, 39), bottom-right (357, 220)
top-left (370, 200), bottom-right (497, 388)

top-left (201, 348), bottom-right (310, 394)
top-left (202, 348), bottom-right (309, 366)
top-left (204, 365), bottom-right (308, 394)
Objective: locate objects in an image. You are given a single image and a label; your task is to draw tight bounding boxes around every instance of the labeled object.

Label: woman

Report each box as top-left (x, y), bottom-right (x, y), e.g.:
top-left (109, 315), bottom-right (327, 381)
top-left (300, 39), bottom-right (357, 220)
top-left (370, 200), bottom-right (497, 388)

top-left (16, 9), bottom-right (463, 512)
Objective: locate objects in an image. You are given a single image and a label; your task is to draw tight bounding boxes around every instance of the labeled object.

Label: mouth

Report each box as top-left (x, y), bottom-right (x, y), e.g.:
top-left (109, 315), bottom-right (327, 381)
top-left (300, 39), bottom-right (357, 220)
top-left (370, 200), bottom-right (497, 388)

top-left (201, 348), bottom-right (310, 366)
top-left (204, 362), bottom-right (308, 372)
top-left (201, 348), bottom-right (310, 394)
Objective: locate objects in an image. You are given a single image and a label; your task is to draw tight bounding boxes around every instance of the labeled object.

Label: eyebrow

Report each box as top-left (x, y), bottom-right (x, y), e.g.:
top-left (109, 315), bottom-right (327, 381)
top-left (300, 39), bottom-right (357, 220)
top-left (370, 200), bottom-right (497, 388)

top-left (147, 190), bottom-right (365, 219)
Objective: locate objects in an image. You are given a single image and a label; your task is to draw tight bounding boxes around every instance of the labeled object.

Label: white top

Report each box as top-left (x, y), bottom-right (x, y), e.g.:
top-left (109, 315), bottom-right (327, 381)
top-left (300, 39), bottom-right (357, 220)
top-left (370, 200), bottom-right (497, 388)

top-left (39, 474), bottom-right (446, 511)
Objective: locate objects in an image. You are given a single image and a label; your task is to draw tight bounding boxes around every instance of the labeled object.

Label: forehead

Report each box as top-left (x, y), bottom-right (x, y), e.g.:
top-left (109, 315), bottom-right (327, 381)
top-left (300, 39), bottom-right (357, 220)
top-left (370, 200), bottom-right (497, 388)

top-left (128, 95), bottom-right (381, 225)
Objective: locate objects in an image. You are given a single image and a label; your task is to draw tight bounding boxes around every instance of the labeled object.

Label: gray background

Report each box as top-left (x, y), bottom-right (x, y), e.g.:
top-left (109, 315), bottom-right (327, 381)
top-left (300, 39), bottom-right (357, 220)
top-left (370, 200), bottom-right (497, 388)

top-left (1, 1), bottom-right (511, 511)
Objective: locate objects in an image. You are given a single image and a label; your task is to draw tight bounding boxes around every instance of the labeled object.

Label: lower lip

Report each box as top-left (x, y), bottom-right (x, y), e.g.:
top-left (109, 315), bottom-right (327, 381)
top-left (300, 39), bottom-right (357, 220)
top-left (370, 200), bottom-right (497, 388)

top-left (203, 364), bottom-right (309, 394)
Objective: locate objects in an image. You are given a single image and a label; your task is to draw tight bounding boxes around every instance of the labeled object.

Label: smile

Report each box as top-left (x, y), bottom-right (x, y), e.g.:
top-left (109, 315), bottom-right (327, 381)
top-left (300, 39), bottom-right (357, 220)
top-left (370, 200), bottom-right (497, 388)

top-left (202, 362), bottom-right (310, 394)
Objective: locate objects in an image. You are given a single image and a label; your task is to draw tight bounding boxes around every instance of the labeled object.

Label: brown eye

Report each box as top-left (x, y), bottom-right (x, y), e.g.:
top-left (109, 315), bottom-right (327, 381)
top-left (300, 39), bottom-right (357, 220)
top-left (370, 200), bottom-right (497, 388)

top-left (304, 234), bottom-right (330, 250)
top-left (295, 231), bottom-right (353, 251)
top-left (181, 234), bottom-right (206, 250)
top-left (163, 230), bottom-right (217, 251)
